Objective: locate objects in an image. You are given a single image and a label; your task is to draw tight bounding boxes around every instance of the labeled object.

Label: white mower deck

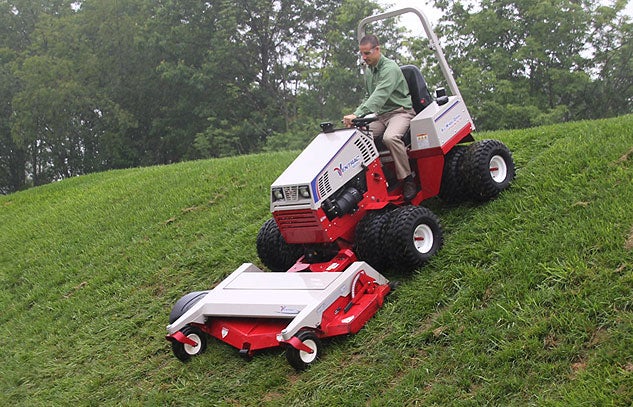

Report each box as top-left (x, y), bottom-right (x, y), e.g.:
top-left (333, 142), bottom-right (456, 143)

top-left (166, 261), bottom-right (389, 342)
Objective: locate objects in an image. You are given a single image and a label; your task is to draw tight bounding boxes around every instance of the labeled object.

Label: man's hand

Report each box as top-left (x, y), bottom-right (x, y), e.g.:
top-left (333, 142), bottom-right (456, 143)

top-left (343, 114), bottom-right (357, 128)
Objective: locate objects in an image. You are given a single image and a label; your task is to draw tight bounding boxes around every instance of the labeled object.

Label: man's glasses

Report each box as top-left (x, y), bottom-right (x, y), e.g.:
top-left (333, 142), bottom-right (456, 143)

top-left (361, 47), bottom-right (377, 56)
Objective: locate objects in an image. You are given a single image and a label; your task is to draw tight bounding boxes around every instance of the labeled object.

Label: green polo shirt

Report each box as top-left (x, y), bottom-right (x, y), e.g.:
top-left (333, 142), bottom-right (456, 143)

top-left (354, 55), bottom-right (412, 117)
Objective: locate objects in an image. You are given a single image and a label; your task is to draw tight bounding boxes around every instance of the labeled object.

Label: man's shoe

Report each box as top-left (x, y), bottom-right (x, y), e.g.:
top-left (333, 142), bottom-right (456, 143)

top-left (403, 180), bottom-right (417, 201)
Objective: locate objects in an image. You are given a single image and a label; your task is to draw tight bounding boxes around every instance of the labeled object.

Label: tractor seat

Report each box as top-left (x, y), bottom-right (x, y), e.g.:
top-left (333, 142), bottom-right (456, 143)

top-left (374, 65), bottom-right (432, 151)
top-left (401, 65), bottom-right (432, 115)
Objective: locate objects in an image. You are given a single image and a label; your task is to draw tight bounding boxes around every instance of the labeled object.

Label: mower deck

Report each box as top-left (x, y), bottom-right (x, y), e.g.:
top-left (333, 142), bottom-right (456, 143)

top-left (166, 261), bottom-right (391, 359)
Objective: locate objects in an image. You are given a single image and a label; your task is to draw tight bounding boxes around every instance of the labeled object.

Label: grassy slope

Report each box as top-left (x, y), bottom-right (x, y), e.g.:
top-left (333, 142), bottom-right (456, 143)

top-left (1, 116), bottom-right (632, 406)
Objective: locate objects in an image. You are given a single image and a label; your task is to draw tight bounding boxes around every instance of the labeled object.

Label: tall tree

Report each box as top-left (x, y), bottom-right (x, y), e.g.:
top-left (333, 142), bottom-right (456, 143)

top-left (0, 48), bottom-right (25, 193)
top-left (193, 0), bottom-right (355, 157)
top-left (0, 0), bottom-right (76, 191)
top-left (265, 0), bottom-right (410, 150)
top-left (586, 1), bottom-right (633, 118)
top-left (433, 0), bottom-right (631, 130)
top-left (10, 3), bottom-right (138, 184)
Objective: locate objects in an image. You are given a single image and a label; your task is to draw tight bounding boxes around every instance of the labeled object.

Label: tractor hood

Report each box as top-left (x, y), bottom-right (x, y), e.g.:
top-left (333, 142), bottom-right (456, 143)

top-left (270, 128), bottom-right (379, 211)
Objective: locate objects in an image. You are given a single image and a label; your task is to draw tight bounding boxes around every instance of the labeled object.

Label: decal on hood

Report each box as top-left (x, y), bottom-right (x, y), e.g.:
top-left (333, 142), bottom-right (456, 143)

top-left (333, 155), bottom-right (361, 176)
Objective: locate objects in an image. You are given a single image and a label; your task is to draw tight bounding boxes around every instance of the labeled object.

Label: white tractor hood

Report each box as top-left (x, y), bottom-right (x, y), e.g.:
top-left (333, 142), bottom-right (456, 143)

top-left (270, 128), bottom-right (379, 211)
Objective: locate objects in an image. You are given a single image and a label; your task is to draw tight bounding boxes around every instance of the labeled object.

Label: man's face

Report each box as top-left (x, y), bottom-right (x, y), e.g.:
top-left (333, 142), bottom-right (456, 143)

top-left (359, 43), bottom-right (380, 67)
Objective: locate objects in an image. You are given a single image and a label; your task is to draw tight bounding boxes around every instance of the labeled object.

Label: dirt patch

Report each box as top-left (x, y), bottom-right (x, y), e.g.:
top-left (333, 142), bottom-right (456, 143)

top-left (617, 147), bottom-right (633, 164)
top-left (571, 360), bottom-right (587, 373)
top-left (413, 306), bottom-right (448, 336)
top-left (543, 332), bottom-right (559, 350)
top-left (587, 327), bottom-right (609, 349)
top-left (625, 225), bottom-right (633, 251)
top-left (63, 281), bottom-right (88, 298)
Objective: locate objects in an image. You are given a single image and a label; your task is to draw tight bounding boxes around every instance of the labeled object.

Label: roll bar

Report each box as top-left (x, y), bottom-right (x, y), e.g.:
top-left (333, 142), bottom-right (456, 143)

top-left (357, 7), bottom-right (463, 102)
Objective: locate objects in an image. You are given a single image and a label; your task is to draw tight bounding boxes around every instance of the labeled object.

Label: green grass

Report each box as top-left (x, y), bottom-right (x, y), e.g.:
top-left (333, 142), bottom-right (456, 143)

top-left (1, 116), bottom-right (632, 406)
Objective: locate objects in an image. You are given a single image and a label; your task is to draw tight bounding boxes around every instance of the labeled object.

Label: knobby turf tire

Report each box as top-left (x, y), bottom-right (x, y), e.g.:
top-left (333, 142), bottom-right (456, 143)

top-left (439, 144), bottom-right (469, 203)
top-left (285, 330), bottom-right (322, 371)
top-left (461, 140), bottom-right (515, 202)
top-left (171, 325), bottom-right (207, 363)
top-left (256, 218), bottom-right (304, 271)
top-left (385, 206), bottom-right (443, 273)
top-left (354, 209), bottom-right (394, 271)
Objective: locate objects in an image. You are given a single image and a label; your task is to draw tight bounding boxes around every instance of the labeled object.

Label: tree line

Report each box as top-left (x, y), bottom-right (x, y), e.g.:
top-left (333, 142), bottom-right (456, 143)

top-left (1, 0), bottom-right (631, 194)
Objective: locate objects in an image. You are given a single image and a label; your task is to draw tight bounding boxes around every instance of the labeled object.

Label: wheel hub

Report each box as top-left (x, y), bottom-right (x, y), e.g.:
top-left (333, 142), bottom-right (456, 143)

top-left (489, 155), bottom-right (508, 183)
top-left (184, 333), bottom-right (202, 355)
top-left (413, 224), bottom-right (434, 254)
top-left (299, 339), bottom-right (318, 363)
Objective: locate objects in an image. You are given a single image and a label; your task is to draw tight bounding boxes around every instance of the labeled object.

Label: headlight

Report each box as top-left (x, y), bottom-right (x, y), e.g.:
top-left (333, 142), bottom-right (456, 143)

top-left (298, 185), bottom-right (311, 199)
top-left (272, 188), bottom-right (284, 201)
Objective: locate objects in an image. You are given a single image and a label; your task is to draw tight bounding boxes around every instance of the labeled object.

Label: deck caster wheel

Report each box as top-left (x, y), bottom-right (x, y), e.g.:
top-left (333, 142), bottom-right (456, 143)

top-left (171, 325), bottom-right (207, 362)
top-left (285, 330), bottom-right (321, 371)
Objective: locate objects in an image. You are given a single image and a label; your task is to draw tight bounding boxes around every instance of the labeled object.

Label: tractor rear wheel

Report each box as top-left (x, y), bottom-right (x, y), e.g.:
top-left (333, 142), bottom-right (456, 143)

top-left (385, 206), bottom-right (443, 272)
top-left (461, 140), bottom-right (515, 202)
top-left (256, 218), bottom-right (304, 271)
top-left (439, 144), bottom-right (469, 203)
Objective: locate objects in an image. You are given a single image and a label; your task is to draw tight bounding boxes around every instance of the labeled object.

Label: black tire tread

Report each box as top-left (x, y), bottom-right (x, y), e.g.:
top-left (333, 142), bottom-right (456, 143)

top-left (385, 206), bottom-right (443, 272)
top-left (169, 291), bottom-right (209, 324)
top-left (439, 144), bottom-right (469, 203)
top-left (461, 139), bottom-right (515, 202)
top-left (354, 209), bottom-right (393, 271)
top-left (256, 218), bottom-right (303, 271)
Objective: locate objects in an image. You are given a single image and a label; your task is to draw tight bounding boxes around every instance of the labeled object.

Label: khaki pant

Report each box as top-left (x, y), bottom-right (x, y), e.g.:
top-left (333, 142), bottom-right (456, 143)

top-left (369, 107), bottom-right (416, 180)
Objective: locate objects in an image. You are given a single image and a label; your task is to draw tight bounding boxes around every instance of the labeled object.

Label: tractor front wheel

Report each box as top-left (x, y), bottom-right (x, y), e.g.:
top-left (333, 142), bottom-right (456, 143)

top-left (439, 144), bottom-right (469, 203)
top-left (354, 209), bottom-right (393, 271)
top-left (256, 218), bottom-right (304, 271)
top-left (385, 206), bottom-right (443, 272)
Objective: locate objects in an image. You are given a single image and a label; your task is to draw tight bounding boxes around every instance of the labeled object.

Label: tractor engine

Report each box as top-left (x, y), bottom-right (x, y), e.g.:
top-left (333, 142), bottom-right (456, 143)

top-left (269, 127), bottom-right (389, 247)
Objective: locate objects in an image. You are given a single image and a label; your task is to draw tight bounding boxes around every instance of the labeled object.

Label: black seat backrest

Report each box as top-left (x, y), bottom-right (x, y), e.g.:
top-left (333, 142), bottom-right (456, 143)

top-left (400, 65), bottom-right (432, 114)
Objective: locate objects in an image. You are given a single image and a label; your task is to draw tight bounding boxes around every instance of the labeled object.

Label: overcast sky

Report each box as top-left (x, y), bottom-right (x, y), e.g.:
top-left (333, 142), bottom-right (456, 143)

top-left (379, 0), bottom-right (633, 32)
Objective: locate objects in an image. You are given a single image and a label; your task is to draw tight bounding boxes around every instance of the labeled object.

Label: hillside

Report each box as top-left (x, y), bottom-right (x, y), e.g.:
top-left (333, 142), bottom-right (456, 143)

top-left (1, 116), bottom-right (632, 406)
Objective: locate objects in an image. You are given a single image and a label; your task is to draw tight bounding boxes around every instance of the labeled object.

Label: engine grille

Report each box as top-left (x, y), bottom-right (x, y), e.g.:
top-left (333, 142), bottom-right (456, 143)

top-left (274, 209), bottom-right (330, 243)
top-left (354, 134), bottom-right (379, 164)
top-left (317, 171), bottom-right (332, 200)
top-left (282, 185), bottom-right (298, 201)
top-left (275, 209), bottom-right (321, 230)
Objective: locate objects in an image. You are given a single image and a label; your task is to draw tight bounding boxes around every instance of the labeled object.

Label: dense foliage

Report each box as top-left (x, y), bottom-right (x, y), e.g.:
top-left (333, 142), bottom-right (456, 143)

top-left (0, 0), bottom-right (631, 193)
top-left (434, 0), bottom-right (633, 130)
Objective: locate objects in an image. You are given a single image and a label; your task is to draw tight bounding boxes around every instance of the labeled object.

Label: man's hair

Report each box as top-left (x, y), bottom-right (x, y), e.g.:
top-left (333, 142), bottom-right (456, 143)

top-left (359, 34), bottom-right (380, 48)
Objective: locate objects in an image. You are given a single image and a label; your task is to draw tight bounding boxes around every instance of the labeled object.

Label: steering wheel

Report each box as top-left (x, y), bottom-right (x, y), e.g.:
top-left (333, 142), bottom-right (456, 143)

top-left (351, 114), bottom-right (379, 128)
